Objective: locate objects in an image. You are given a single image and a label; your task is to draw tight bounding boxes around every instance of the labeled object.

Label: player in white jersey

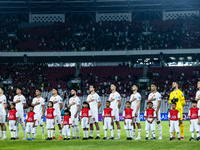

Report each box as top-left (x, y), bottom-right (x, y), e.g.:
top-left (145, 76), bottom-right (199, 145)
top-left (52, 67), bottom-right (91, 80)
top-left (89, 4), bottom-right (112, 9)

top-left (195, 81), bottom-right (200, 109)
top-left (130, 85), bottom-right (141, 140)
top-left (86, 85), bottom-right (101, 139)
top-left (31, 88), bottom-right (45, 139)
top-left (0, 88), bottom-right (7, 139)
top-left (13, 87), bottom-right (26, 140)
top-left (109, 83), bottom-right (121, 140)
top-left (147, 83), bottom-right (162, 140)
top-left (68, 89), bottom-right (80, 139)
top-left (49, 88), bottom-right (63, 140)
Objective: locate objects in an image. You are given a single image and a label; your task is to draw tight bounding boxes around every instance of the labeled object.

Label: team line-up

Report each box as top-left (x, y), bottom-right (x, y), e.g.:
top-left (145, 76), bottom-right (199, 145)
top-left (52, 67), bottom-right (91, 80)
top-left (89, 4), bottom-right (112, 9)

top-left (1, 81), bottom-right (200, 141)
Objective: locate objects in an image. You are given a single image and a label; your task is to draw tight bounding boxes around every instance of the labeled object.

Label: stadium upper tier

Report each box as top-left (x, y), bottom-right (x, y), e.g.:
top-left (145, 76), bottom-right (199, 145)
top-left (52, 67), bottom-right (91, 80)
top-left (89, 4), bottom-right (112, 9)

top-left (0, 16), bottom-right (200, 52)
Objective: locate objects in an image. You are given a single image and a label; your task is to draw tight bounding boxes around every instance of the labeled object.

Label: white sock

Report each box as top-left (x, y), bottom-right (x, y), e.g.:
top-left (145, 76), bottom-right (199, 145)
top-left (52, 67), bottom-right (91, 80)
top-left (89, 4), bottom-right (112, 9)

top-left (11, 131), bottom-right (13, 138)
top-left (177, 132), bottom-right (180, 138)
top-left (59, 130), bottom-right (62, 136)
top-left (28, 133), bottom-right (30, 138)
top-left (72, 126), bottom-right (75, 137)
top-left (152, 130), bottom-right (155, 138)
top-left (86, 131), bottom-right (89, 138)
top-left (68, 128), bottom-right (71, 137)
top-left (192, 132), bottom-right (194, 138)
top-left (170, 132), bottom-right (173, 138)
top-left (104, 130), bottom-right (107, 137)
top-left (117, 129), bottom-right (121, 137)
top-left (111, 129), bottom-right (114, 137)
top-left (138, 129), bottom-right (141, 138)
top-left (65, 135), bottom-right (67, 138)
top-left (16, 124), bottom-right (19, 137)
top-left (146, 131), bottom-right (149, 138)
top-left (48, 130), bottom-right (50, 137)
top-left (132, 129), bottom-right (135, 138)
top-left (126, 130), bottom-right (129, 137)
top-left (1, 131), bottom-right (3, 137)
top-left (13, 131), bottom-right (16, 137)
top-left (3, 131), bottom-right (6, 137)
top-left (51, 130), bottom-right (54, 137)
top-left (130, 129), bottom-right (132, 137)
top-left (76, 126), bottom-right (80, 137)
top-left (197, 132), bottom-right (199, 137)
top-left (97, 130), bottom-right (100, 137)
top-left (34, 127), bottom-right (37, 137)
top-left (83, 131), bottom-right (86, 137)
top-left (32, 133), bottom-right (34, 138)
top-left (22, 123), bottom-right (26, 138)
top-left (158, 124), bottom-right (162, 137)
top-left (90, 130), bottom-right (93, 137)
top-left (41, 126), bottom-right (45, 136)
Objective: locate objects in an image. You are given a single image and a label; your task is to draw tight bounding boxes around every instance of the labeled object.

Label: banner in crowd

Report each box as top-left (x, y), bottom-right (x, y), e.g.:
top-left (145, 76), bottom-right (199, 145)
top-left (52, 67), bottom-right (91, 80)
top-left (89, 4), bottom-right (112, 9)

top-left (24, 113), bottom-right (190, 122)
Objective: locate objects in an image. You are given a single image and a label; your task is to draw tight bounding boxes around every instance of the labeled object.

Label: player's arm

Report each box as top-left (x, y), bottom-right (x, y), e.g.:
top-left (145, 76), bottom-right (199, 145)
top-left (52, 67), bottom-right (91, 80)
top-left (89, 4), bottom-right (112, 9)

top-left (144, 116), bottom-right (149, 123)
top-left (111, 117), bottom-right (113, 125)
top-left (135, 100), bottom-right (141, 117)
top-left (156, 100), bottom-right (161, 114)
top-left (98, 101), bottom-right (101, 109)
top-left (4, 103), bottom-right (7, 111)
top-left (60, 102), bottom-right (63, 111)
top-left (118, 100), bottom-right (121, 109)
top-left (79, 117), bottom-right (82, 125)
top-left (180, 92), bottom-right (185, 106)
top-left (23, 97), bottom-right (26, 108)
top-left (42, 105), bottom-right (45, 119)
top-left (14, 99), bottom-right (21, 103)
top-left (7, 117), bottom-right (9, 126)
top-left (169, 93), bottom-right (172, 104)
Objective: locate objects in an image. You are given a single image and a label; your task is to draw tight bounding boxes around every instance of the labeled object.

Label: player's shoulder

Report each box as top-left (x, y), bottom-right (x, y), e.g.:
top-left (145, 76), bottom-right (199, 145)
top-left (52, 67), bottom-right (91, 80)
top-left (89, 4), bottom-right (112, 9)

top-left (136, 92), bottom-right (141, 96)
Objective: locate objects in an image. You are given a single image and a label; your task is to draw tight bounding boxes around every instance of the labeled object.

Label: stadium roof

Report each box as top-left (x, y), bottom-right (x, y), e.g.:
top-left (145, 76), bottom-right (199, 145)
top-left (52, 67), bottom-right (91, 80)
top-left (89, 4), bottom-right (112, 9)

top-left (0, 0), bottom-right (199, 14)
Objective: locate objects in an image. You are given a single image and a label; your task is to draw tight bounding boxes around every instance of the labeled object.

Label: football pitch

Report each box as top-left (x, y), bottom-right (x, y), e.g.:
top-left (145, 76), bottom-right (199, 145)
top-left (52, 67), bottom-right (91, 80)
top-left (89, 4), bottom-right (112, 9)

top-left (0, 121), bottom-right (200, 150)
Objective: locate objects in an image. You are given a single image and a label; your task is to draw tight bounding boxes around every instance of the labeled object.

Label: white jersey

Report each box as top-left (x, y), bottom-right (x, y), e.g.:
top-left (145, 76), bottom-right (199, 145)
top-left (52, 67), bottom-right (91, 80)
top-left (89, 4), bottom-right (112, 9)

top-left (87, 93), bottom-right (101, 112)
top-left (148, 91), bottom-right (161, 110)
top-left (0, 94), bottom-right (7, 115)
top-left (130, 92), bottom-right (141, 110)
top-left (49, 95), bottom-right (63, 115)
top-left (195, 91), bottom-right (200, 108)
top-left (32, 97), bottom-right (45, 115)
top-left (13, 95), bottom-right (26, 112)
top-left (69, 96), bottom-right (80, 115)
top-left (109, 91), bottom-right (121, 110)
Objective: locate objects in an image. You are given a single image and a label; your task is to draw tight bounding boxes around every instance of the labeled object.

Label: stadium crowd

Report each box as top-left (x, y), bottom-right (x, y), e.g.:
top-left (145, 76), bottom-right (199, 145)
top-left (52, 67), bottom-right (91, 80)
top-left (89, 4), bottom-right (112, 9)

top-left (0, 16), bottom-right (200, 52)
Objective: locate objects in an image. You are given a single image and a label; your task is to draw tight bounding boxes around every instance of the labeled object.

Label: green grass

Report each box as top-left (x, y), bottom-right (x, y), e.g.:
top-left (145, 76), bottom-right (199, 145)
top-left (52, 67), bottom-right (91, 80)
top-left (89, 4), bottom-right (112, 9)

top-left (0, 121), bottom-right (200, 150)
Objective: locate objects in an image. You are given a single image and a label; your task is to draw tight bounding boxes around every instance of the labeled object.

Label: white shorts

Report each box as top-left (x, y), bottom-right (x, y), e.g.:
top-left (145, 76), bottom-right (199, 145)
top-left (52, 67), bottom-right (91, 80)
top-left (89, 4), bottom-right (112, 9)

top-left (145, 118), bottom-right (155, 131)
top-left (155, 109), bottom-right (161, 122)
top-left (169, 120), bottom-right (179, 133)
top-left (26, 122), bottom-right (35, 133)
top-left (124, 119), bottom-right (133, 130)
top-left (90, 110), bottom-right (98, 124)
top-left (133, 109), bottom-right (140, 123)
top-left (71, 114), bottom-right (78, 126)
top-left (190, 119), bottom-right (199, 132)
top-left (46, 119), bottom-right (54, 129)
top-left (62, 125), bottom-right (70, 136)
top-left (103, 117), bottom-right (113, 130)
top-left (113, 109), bottom-right (119, 122)
top-left (35, 115), bottom-right (44, 126)
top-left (55, 115), bottom-right (61, 125)
top-left (81, 117), bottom-right (89, 129)
top-left (9, 120), bottom-right (16, 131)
top-left (0, 114), bottom-right (6, 123)
top-left (17, 111), bottom-right (24, 124)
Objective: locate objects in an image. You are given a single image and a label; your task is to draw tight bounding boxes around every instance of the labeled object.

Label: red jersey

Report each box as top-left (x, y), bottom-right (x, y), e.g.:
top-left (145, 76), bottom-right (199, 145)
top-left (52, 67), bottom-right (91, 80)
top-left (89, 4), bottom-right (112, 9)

top-left (168, 110), bottom-right (180, 121)
top-left (102, 108), bottom-right (114, 117)
top-left (188, 107), bottom-right (200, 120)
top-left (62, 116), bottom-right (72, 125)
top-left (80, 108), bottom-right (91, 118)
top-left (144, 108), bottom-right (156, 118)
top-left (122, 108), bottom-right (134, 119)
top-left (8, 109), bottom-right (18, 120)
top-left (45, 108), bottom-right (56, 119)
top-left (26, 112), bottom-right (36, 122)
